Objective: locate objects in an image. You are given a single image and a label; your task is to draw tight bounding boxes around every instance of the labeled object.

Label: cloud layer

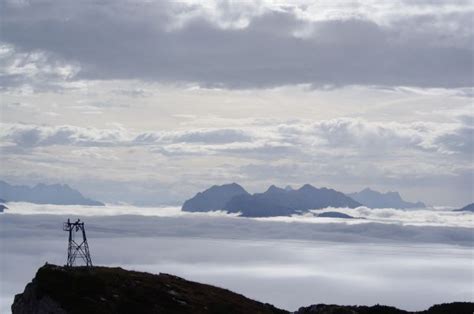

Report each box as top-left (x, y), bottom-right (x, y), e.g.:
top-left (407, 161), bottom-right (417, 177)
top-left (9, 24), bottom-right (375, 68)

top-left (1, 0), bottom-right (473, 89)
top-left (1, 212), bottom-right (473, 314)
top-left (2, 116), bottom-right (472, 156)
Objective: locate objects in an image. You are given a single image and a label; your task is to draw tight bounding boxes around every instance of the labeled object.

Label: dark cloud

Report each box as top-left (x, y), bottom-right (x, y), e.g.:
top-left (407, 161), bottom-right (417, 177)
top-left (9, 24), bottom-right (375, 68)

top-left (1, 0), bottom-right (472, 88)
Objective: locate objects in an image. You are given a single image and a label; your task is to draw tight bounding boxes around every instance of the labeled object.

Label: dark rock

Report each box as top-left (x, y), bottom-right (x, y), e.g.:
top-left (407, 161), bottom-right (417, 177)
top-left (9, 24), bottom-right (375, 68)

top-left (12, 264), bottom-right (286, 314)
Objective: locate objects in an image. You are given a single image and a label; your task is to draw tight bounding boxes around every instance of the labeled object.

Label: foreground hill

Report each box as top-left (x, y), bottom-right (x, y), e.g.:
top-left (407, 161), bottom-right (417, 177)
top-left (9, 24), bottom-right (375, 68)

top-left (182, 183), bottom-right (361, 217)
top-left (12, 264), bottom-right (473, 314)
top-left (347, 188), bottom-right (425, 209)
top-left (12, 264), bottom-right (285, 314)
top-left (0, 180), bottom-right (104, 206)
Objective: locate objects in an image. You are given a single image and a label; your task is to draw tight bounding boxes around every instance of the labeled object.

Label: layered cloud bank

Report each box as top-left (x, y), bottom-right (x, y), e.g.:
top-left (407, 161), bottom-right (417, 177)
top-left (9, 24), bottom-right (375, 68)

top-left (2, 117), bottom-right (472, 156)
top-left (3, 202), bottom-right (474, 232)
top-left (1, 0), bottom-right (473, 89)
top-left (1, 212), bottom-right (473, 314)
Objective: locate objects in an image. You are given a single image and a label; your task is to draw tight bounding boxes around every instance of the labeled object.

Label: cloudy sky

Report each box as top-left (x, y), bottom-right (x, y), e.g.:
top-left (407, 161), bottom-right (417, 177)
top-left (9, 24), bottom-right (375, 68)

top-left (0, 0), bottom-right (472, 206)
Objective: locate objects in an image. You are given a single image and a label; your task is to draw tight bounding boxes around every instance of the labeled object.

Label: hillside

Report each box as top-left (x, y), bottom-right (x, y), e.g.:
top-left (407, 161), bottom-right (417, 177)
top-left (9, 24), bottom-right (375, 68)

top-left (12, 265), bottom-right (473, 314)
top-left (12, 264), bottom-right (285, 314)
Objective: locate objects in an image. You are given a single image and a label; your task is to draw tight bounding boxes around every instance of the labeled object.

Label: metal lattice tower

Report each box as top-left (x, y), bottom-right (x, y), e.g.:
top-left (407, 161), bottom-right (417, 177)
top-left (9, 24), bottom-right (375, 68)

top-left (63, 219), bottom-right (93, 267)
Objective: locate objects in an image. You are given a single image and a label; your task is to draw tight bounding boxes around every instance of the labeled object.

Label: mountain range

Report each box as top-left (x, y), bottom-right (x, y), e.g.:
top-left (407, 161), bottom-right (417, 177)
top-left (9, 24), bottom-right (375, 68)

top-left (347, 187), bottom-right (426, 209)
top-left (182, 183), bottom-right (430, 217)
top-left (0, 180), bottom-right (104, 206)
top-left (182, 183), bottom-right (361, 217)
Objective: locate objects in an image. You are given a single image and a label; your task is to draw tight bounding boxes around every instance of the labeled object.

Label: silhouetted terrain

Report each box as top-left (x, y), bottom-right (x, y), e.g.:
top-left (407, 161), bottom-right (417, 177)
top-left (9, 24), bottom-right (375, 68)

top-left (182, 183), bottom-right (249, 212)
top-left (183, 183), bottom-right (360, 217)
top-left (12, 264), bottom-right (285, 314)
top-left (0, 181), bottom-right (104, 206)
top-left (453, 203), bottom-right (474, 212)
top-left (295, 303), bottom-right (474, 314)
top-left (12, 265), bottom-right (473, 314)
top-left (317, 211), bottom-right (354, 219)
top-left (347, 188), bottom-right (425, 209)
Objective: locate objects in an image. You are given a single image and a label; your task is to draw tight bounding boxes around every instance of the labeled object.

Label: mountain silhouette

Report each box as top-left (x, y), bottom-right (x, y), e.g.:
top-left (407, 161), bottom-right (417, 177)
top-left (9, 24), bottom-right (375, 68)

top-left (183, 183), bottom-right (361, 217)
top-left (453, 203), bottom-right (474, 212)
top-left (318, 211), bottom-right (354, 219)
top-left (0, 180), bottom-right (104, 206)
top-left (347, 188), bottom-right (425, 209)
top-left (182, 183), bottom-right (249, 212)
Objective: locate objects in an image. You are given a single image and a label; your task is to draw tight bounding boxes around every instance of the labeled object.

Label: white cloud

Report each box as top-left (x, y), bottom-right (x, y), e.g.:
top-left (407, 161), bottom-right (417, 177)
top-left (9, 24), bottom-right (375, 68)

top-left (0, 43), bottom-right (80, 91)
top-left (2, 117), bottom-right (471, 157)
top-left (1, 211), bottom-right (473, 313)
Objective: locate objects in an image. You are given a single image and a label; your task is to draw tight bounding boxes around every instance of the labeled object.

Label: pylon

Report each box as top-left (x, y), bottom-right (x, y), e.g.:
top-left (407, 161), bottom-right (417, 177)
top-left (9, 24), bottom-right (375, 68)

top-left (63, 219), bottom-right (93, 267)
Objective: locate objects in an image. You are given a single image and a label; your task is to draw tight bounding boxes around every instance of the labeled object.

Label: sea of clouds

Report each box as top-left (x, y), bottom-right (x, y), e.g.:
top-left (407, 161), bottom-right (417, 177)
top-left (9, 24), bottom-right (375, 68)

top-left (4, 202), bottom-right (473, 228)
top-left (0, 204), bottom-right (473, 313)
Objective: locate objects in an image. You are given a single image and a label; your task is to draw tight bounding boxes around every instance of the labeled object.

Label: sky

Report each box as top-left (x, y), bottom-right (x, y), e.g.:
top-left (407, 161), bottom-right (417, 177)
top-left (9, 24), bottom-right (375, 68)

top-left (0, 0), bottom-right (473, 206)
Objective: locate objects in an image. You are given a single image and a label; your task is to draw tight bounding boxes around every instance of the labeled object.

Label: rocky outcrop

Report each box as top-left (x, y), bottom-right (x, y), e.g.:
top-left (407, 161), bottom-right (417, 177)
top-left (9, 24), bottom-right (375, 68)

top-left (12, 264), bottom-right (285, 314)
top-left (12, 280), bottom-right (66, 314)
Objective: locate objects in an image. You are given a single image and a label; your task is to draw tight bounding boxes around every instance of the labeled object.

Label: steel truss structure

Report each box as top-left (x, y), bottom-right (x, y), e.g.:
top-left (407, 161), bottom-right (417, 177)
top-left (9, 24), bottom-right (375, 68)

top-left (63, 219), bottom-right (93, 267)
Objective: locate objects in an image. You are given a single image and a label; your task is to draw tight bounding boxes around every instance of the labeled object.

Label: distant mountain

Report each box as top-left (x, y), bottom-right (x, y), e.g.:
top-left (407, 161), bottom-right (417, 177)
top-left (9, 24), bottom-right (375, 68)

top-left (347, 188), bottom-right (425, 209)
top-left (0, 198), bottom-right (6, 212)
top-left (183, 183), bottom-right (361, 217)
top-left (182, 183), bottom-right (249, 212)
top-left (225, 184), bottom-right (361, 217)
top-left (453, 203), bottom-right (474, 212)
top-left (318, 211), bottom-right (354, 219)
top-left (0, 181), bottom-right (104, 206)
